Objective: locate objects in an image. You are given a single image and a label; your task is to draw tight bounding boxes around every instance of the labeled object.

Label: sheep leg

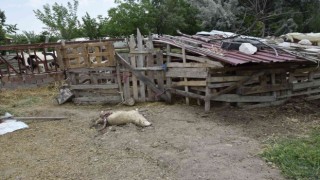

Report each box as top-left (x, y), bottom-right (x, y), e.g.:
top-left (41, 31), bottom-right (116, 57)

top-left (98, 118), bottom-right (108, 131)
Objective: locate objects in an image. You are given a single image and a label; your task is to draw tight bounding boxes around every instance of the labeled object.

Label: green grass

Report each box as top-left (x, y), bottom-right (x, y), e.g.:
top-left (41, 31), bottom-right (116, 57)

top-left (262, 129), bottom-right (320, 180)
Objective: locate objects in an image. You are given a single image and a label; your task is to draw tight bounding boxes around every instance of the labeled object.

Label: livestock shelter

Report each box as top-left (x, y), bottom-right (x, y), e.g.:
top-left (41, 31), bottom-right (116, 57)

top-left (2, 30), bottom-right (320, 111)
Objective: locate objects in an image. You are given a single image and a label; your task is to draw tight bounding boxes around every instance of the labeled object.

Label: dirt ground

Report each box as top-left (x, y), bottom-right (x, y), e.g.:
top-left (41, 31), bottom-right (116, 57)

top-left (1, 95), bottom-right (320, 179)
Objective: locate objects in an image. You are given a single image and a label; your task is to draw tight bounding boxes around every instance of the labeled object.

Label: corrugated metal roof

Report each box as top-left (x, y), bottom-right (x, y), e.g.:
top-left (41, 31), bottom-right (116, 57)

top-left (154, 35), bottom-right (308, 66)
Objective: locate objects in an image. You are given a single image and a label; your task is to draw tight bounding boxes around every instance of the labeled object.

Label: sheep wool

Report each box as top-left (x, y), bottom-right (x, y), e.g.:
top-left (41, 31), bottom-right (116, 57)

top-left (103, 110), bottom-right (151, 127)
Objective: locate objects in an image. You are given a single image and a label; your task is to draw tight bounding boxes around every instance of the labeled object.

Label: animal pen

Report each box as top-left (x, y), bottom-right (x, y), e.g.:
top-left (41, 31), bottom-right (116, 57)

top-left (2, 30), bottom-right (320, 111)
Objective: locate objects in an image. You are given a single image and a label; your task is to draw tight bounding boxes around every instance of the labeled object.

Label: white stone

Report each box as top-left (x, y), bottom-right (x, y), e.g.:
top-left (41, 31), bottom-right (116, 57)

top-left (239, 43), bottom-right (258, 55)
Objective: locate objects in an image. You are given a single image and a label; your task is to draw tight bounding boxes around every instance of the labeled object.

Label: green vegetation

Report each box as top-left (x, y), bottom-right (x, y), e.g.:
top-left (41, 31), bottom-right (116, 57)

top-left (262, 129), bottom-right (320, 179)
top-left (2, 0), bottom-right (320, 43)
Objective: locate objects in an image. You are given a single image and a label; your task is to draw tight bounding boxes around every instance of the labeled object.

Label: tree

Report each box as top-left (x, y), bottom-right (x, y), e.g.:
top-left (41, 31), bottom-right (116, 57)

top-left (105, 1), bottom-right (152, 37)
top-left (104, 0), bottom-right (201, 37)
top-left (81, 13), bottom-right (101, 40)
top-left (0, 9), bottom-right (5, 41)
top-left (187, 0), bottom-right (243, 32)
top-left (34, 0), bottom-right (80, 40)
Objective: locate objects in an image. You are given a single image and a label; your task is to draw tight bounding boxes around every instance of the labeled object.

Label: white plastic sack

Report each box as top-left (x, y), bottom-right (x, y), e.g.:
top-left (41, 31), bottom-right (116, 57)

top-left (239, 43), bottom-right (258, 55)
top-left (0, 113), bottom-right (28, 135)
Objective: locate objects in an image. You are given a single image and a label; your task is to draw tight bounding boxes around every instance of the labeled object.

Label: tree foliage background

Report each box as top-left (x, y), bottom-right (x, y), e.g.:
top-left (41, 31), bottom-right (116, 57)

top-left (2, 0), bottom-right (320, 44)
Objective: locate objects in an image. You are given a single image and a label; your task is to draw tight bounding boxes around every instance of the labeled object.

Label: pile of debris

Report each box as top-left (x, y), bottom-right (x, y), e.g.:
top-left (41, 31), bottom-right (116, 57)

top-left (154, 30), bottom-right (320, 65)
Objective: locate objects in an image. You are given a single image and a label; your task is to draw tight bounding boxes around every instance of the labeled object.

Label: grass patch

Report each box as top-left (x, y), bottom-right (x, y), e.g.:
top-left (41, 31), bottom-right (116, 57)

top-left (0, 84), bottom-right (59, 116)
top-left (262, 129), bottom-right (320, 179)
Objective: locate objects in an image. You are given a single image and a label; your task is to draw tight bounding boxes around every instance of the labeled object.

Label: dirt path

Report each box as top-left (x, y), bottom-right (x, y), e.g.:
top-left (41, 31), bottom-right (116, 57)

top-left (0, 102), bottom-right (289, 180)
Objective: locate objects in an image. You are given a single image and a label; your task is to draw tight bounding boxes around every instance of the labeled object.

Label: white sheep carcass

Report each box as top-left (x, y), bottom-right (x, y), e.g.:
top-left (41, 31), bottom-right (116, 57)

top-left (97, 110), bottom-right (151, 130)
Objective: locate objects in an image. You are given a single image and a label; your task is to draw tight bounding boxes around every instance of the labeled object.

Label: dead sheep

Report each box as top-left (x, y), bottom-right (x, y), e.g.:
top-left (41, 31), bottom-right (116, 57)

top-left (96, 110), bottom-right (151, 130)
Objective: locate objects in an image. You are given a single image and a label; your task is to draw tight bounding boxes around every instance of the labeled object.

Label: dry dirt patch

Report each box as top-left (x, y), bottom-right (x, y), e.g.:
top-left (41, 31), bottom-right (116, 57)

top-left (1, 90), bottom-right (319, 179)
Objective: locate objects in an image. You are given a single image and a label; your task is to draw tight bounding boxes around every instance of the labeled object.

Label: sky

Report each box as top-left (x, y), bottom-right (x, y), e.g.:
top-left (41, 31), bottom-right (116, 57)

top-left (0, 0), bottom-right (117, 34)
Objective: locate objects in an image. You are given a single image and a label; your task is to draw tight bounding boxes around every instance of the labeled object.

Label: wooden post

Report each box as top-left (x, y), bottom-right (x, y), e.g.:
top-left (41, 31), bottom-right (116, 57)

top-left (182, 47), bottom-right (189, 105)
top-left (137, 29), bottom-right (146, 102)
top-left (129, 35), bottom-right (139, 100)
top-left (166, 44), bottom-right (172, 103)
top-left (205, 72), bottom-right (211, 112)
top-left (146, 36), bottom-right (155, 101)
top-left (271, 73), bottom-right (276, 97)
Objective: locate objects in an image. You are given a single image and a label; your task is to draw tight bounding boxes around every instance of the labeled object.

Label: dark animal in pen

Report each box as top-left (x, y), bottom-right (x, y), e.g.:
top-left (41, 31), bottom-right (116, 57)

top-left (27, 55), bottom-right (38, 70)
top-left (44, 52), bottom-right (60, 69)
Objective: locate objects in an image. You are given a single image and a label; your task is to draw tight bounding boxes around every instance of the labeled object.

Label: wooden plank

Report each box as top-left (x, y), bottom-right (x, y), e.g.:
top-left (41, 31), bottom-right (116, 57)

top-left (306, 94), bottom-right (320, 101)
top-left (172, 80), bottom-right (206, 87)
top-left (115, 52), bottom-right (169, 102)
top-left (242, 100), bottom-right (287, 109)
top-left (238, 84), bottom-right (292, 95)
top-left (70, 84), bottom-right (119, 90)
top-left (166, 67), bottom-right (208, 78)
top-left (136, 29), bottom-right (146, 101)
top-left (208, 76), bottom-right (250, 83)
top-left (73, 96), bottom-right (121, 104)
top-left (170, 89), bottom-right (205, 100)
top-left (165, 52), bottom-right (224, 68)
top-left (212, 94), bottom-right (276, 103)
top-left (208, 82), bottom-right (234, 88)
top-left (292, 79), bottom-right (320, 90)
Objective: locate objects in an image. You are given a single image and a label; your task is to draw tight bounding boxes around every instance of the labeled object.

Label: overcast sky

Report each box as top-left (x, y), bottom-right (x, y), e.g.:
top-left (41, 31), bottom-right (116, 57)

top-left (0, 0), bottom-right (117, 34)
